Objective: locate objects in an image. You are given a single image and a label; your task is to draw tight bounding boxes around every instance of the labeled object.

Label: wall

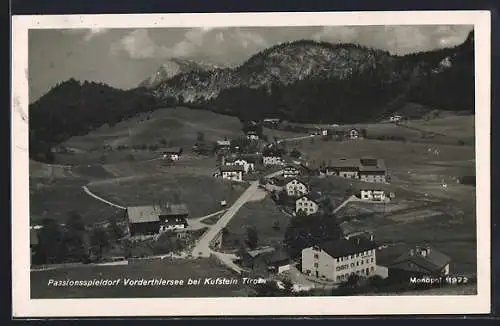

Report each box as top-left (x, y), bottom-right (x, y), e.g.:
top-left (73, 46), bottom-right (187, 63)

top-left (295, 197), bottom-right (319, 215)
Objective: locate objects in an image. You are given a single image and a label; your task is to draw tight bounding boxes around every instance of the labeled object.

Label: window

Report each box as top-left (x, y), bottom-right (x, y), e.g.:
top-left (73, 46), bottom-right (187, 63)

top-left (314, 254), bottom-right (319, 259)
top-left (371, 267), bottom-right (374, 272)
top-left (314, 263), bottom-right (318, 268)
top-left (361, 260), bottom-right (364, 265)
top-left (336, 276), bottom-right (340, 281)
top-left (371, 258), bottom-right (374, 263)
top-left (336, 258), bottom-right (339, 263)
top-left (356, 262), bottom-right (359, 266)
top-left (351, 263), bottom-right (355, 268)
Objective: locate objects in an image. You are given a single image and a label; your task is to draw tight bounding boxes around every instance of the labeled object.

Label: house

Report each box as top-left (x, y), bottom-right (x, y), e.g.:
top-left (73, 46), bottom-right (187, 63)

top-left (126, 206), bottom-right (163, 236)
top-left (216, 139), bottom-right (231, 149)
top-left (301, 237), bottom-right (378, 282)
top-left (282, 164), bottom-right (301, 178)
top-left (386, 246), bottom-right (451, 281)
top-left (390, 115), bottom-right (402, 122)
top-left (126, 204), bottom-right (190, 236)
top-left (359, 157), bottom-right (387, 183)
top-left (162, 147), bottom-right (183, 161)
top-left (263, 148), bottom-right (284, 166)
top-left (246, 131), bottom-right (260, 141)
top-left (220, 165), bottom-right (244, 182)
top-left (159, 203), bottom-right (189, 232)
top-left (359, 189), bottom-right (387, 201)
top-left (285, 178), bottom-right (309, 197)
top-left (223, 154), bottom-right (262, 173)
top-left (238, 246), bottom-right (291, 275)
top-left (264, 248), bottom-right (292, 274)
top-left (324, 158), bottom-right (360, 179)
top-left (330, 127), bottom-right (360, 140)
top-left (295, 192), bottom-right (325, 216)
top-left (321, 157), bottom-right (387, 183)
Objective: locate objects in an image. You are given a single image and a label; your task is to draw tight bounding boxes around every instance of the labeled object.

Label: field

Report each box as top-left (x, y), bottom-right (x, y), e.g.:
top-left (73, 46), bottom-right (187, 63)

top-left (63, 107), bottom-right (243, 152)
top-left (30, 258), bottom-right (252, 298)
top-left (222, 197), bottom-right (292, 250)
top-left (293, 115), bottom-right (477, 274)
top-left (30, 177), bottom-right (123, 225)
top-left (87, 173), bottom-right (246, 219)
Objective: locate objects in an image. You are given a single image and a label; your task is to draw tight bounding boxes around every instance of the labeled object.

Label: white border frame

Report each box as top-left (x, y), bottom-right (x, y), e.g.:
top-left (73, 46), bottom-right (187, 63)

top-left (12, 11), bottom-right (491, 317)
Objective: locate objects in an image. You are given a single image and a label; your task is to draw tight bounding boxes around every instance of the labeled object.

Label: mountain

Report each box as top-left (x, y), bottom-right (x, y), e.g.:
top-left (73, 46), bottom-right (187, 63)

top-left (138, 58), bottom-right (222, 89)
top-left (29, 79), bottom-right (162, 162)
top-left (150, 31), bottom-right (474, 123)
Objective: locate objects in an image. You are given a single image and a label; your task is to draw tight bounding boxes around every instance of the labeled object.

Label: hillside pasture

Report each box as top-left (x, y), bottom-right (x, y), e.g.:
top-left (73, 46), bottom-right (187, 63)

top-left (86, 173), bottom-right (247, 218)
top-left (63, 107), bottom-right (243, 151)
top-left (30, 177), bottom-right (123, 225)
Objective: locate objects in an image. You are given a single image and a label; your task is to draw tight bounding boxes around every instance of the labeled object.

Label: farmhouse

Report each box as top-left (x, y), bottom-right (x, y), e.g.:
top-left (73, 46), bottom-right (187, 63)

top-left (386, 246), bottom-right (451, 281)
top-left (216, 139), bottom-right (231, 148)
top-left (329, 127), bottom-right (360, 140)
top-left (324, 158), bottom-right (360, 179)
top-left (223, 154), bottom-right (262, 174)
top-left (359, 157), bottom-right (387, 183)
top-left (159, 204), bottom-right (189, 232)
top-left (220, 165), bottom-right (244, 182)
top-left (321, 157), bottom-right (387, 183)
top-left (285, 178), bottom-right (309, 197)
top-left (262, 148), bottom-right (284, 166)
top-left (359, 189), bottom-right (387, 201)
top-left (163, 147), bottom-right (183, 161)
top-left (283, 164), bottom-right (301, 179)
top-left (126, 204), bottom-right (190, 237)
top-left (295, 192), bottom-right (325, 216)
top-left (246, 131), bottom-right (260, 141)
top-left (238, 246), bottom-right (291, 275)
top-left (301, 237), bottom-right (378, 282)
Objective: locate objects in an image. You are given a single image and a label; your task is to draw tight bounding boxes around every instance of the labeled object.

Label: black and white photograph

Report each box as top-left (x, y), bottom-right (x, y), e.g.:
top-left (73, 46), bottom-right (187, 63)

top-left (12, 11), bottom-right (491, 317)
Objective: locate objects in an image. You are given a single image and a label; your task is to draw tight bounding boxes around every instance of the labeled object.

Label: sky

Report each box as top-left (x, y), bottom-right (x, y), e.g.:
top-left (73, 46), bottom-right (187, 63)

top-left (29, 25), bottom-right (473, 103)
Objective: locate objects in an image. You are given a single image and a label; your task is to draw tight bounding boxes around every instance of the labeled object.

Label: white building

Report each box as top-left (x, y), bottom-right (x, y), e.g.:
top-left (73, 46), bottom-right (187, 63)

top-left (301, 237), bottom-right (378, 283)
top-left (295, 193), bottom-right (323, 216)
top-left (220, 165), bottom-right (244, 182)
top-left (283, 165), bottom-right (301, 179)
top-left (163, 147), bottom-right (183, 161)
top-left (246, 131), bottom-right (259, 141)
top-left (360, 189), bottom-right (387, 201)
top-left (285, 178), bottom-right (309, 197)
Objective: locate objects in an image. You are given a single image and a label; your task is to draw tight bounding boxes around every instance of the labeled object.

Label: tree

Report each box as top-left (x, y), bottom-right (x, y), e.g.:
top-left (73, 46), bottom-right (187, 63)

top-left (284, 213), bottom-right (343, 259)
top-left (290, 149), bottom-right (301, 159)
top-left (281, 277), bottom-right (295, 296)
top-left (35, 218), bottom-right (64, 264)
top-left (108, 214), bottom-right (124, 240)
top-left (90, 227), bottom-right (109, 260)
top-left (64, 211), bottom-right (88, 262)
top-left (253, 281), bottom-right (283, 297)
top-left (245, 226), bottom-right (259, 249)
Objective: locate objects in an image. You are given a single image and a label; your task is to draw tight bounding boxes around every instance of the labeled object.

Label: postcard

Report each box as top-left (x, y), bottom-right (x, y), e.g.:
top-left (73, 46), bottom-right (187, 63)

top-left (11, 10), bottom-right (491, 317)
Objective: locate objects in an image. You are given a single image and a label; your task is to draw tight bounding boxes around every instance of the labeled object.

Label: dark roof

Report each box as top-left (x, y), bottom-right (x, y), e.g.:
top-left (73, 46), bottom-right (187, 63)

top-left (127, 206), bottom-right (162, 224)
top-left (263, 148), bottom-right (283, 157)
top-left (297, 192), bottom-right (325, 204)
top-left (318, 237), bottom-right (377, 258)
top-left (220, 165), bottom-right (245, 172)
top-left (285, 178), bottom-right (308, 187)
top-left (388, 247), bottom-right (451, 273)
top-left (30, 229), bottom-right (39, 246)
top-left (161, 203), bottom-right (189, 216)
top-left (359, 159), bottom-right (386, 172)
top-left (164, 147), bottom-right (182, 154)
top-left (246, 246), bottom-right (275, 258)
top-left (326, 158), bottom-right (360, 168)
top-left (240, 153), bottom-right (263, 163)
top-left (264, 248), bottom-right (290, 265)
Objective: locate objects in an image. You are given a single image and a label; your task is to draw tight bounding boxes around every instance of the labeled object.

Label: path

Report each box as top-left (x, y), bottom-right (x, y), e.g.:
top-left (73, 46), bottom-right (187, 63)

top-left (333, 195), bottom-right (357, 214)
top-left (190, 169), bottom-right (284, 264)
top-left (277, 135), bottom-right (316, 144)
top-left (82, 185), bottom-right (126, 210)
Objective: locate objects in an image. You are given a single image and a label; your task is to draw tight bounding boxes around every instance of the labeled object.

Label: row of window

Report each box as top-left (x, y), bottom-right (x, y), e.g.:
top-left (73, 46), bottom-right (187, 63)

top-left (336, 267), bottom-right (375, 281)
top-left (298, 202), bottom-right (314, 207)
top-left (335, 250), bottom-right (374, 262)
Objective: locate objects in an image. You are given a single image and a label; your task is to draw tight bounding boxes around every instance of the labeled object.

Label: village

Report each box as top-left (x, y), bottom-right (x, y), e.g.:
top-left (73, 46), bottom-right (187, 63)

top-left (29, 115), bottom-right (472, 296)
